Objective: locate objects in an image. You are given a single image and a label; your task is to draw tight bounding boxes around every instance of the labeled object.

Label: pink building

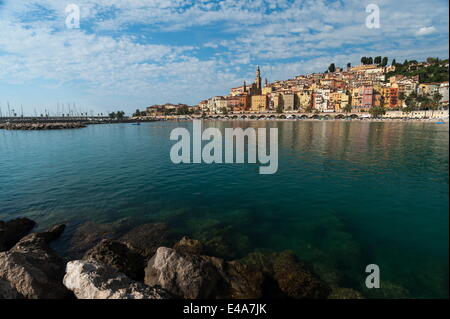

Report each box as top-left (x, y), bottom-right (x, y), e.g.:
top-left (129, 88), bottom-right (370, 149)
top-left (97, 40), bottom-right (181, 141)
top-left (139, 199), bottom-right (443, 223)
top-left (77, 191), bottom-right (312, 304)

top-left (361, 86), bottom-right (374, 109)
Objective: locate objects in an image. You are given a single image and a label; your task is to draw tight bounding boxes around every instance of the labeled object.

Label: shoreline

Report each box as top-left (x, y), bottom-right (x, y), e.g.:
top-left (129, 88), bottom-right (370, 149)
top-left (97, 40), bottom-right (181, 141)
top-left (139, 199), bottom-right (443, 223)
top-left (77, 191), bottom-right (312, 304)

top-left (1, 216), bottom-right (419, 299)
top-left (159, 117), bottom-right (448, 123)
top-left (0, 216), bottom-right (363, 299)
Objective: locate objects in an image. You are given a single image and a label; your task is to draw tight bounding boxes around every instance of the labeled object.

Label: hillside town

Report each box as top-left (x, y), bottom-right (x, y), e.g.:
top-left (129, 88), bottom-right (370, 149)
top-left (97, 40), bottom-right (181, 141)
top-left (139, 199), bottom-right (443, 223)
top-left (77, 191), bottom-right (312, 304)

top-left (145, 57), bottom-right (449, 117)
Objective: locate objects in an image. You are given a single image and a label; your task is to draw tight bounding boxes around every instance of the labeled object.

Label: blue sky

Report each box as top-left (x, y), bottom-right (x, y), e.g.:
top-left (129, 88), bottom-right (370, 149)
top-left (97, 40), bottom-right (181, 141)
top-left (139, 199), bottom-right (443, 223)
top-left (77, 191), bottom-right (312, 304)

top-left (0, 0), bottom-right (448, 116)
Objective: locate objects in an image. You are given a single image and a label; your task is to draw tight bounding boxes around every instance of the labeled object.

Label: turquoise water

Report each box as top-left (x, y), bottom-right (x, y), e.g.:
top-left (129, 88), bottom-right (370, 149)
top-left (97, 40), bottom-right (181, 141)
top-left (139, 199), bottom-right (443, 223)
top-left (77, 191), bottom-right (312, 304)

top-left (0, 120), bottom-right (448, 298)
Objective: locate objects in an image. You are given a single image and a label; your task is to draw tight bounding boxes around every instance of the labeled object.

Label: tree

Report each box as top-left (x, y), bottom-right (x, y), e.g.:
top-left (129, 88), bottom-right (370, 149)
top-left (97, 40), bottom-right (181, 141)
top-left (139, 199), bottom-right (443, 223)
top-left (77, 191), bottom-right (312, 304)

top-left (426, 57), bottom-right (439, 64)
top-left (369, 106), bottom-right (386, 118)
top-left (367, 57), bottom-right (373, 64)
top-left (432, 92), bottom-right (443, 111)
top-left (133, 109), bottom-right (141, 117)
top-left (304, 104), bottom-right (313, 113)
top-left (109, 112), bottom-right (116, 119)
top-left (381, 57), bottom-right (388, 67)
top-left (276, 104), bottom-right (284, 113)
top-left (392, 59), bottom-right (396, 66)
top-left (374, 56), bottom-right (382, 64)
top-left (398, 92), bottom-right (406, 109)
top-left (176, 105), bottom-right (191, 115)
top-left (328, 63), bottom-right (336, 73)
top-left (404, 93), bottom-right (418, 112)
top-left (347, 62), bottom-right (351, 69)
top-left (342, 104), bottom-right (352, 114)
top-left (116, 111), bottom-right (125, 119)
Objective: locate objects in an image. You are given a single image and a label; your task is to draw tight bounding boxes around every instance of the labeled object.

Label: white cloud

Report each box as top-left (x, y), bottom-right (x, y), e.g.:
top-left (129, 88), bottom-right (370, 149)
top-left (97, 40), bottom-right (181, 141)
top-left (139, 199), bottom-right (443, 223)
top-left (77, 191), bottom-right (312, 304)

top-left (416, 26), bottom-right (437, 36)
top-left (0, 0), bottom-right (448, 113)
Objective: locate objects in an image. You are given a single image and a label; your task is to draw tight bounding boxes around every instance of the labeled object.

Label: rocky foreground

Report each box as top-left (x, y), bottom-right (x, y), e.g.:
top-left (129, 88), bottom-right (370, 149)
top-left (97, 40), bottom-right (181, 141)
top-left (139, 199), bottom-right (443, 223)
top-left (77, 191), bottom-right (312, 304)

top-left (0, 217), bottom-right (367, 299)
top-left (0, 122), bottom-right (86, 130)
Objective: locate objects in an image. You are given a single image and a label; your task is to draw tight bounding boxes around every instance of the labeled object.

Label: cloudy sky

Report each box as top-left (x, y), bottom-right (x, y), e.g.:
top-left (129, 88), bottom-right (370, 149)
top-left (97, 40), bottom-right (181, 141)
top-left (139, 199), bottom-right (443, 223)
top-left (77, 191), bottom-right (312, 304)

top-left (0, 0), bottom-right (448, 115)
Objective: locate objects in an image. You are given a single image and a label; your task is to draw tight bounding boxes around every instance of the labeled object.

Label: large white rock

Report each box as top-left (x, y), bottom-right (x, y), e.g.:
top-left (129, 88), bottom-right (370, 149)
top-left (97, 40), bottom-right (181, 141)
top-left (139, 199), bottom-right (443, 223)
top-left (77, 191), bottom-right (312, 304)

top-left (63, 260), bottom-right (171, 299)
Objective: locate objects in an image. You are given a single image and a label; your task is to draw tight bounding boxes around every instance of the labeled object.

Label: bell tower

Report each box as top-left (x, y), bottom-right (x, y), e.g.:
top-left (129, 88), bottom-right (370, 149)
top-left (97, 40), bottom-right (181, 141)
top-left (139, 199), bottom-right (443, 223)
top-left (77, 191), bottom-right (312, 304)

top-left (255, 66), bottom-right (262, 91)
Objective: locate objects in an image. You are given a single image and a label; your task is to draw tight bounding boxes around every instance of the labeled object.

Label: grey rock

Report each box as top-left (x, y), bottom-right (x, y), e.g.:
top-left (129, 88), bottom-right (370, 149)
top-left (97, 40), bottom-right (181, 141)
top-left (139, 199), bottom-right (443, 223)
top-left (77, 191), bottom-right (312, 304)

top-left (63, 260), bottom-right (172, 299)
top-left (144, 247), bottom-right (222, 299)
top-left (0, 224), bottom-right (70, 299)
top-left (83, 239), bottom-right (145, 280)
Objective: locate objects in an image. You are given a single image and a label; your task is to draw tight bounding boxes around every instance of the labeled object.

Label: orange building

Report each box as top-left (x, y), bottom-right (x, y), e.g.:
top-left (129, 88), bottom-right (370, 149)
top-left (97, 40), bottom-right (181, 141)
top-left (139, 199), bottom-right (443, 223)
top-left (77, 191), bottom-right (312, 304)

top-left (251, 95), bottom-right (268, 112)
top-left (388, 87), bottom-right (399, 108)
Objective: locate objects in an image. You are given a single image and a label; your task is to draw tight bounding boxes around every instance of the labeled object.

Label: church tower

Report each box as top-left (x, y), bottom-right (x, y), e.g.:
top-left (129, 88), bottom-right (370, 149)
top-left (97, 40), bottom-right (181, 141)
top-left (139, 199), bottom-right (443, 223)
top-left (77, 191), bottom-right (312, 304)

top-left (255, 66), bottom-right (262, 91)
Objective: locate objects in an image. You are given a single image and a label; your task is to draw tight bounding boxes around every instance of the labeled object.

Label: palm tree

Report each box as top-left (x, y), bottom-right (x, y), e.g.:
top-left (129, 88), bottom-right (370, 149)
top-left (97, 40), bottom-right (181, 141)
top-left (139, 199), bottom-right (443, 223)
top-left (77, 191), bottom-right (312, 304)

top-left (342, 104), bottom-right (352, 114)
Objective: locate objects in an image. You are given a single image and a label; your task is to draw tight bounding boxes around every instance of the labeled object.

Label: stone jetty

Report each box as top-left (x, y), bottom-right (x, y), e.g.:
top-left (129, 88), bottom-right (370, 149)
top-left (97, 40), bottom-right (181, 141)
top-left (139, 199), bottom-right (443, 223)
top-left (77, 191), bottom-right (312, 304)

top-left (0, 122), bottom-right (86, 130)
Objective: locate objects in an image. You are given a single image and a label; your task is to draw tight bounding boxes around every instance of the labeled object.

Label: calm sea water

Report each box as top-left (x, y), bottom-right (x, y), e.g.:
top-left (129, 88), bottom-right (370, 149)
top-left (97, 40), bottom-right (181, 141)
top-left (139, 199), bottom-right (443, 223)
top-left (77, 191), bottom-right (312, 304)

top-left (0, 120), bottom-right (448, 298)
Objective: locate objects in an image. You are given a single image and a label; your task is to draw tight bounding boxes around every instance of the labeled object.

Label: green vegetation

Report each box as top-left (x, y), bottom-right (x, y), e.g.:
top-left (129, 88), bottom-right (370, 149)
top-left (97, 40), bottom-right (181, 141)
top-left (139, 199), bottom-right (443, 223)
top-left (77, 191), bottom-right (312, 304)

top-left (176, 105), bottom-right (193, 115)
top-left (386, 57), bottom-right (449, 83)
top-left (360, 56), bottom-right (388, 66)
top-left (132, 109), bottom-right (147, 117)
top-left (328, 63), bottom-right (336, 73)
top-left (404, 91), bottom-right (443, 112)
top-left (369, 106), bottom-right (386, 118)
top-left (276, 104), bottom-right (284, 113)
top-left (109, 111), bottom-right (125, 119)
top-left (342, 104), bottom-right (352, 114)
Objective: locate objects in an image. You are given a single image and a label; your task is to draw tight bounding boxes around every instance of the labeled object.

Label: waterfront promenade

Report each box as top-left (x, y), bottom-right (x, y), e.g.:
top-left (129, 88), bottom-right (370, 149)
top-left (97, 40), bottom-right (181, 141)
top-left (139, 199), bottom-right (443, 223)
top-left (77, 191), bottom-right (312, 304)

top-left (148, 110), bottom-right (449, 121)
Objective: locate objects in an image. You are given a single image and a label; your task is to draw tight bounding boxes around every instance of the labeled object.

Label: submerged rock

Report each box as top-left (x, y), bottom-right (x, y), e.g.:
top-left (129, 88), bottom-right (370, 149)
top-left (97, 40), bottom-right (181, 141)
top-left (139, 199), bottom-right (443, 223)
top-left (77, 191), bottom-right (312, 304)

top-left (144, 247), bottom-right (222, 299)
top-left (219, 261), bottom-right (264, 299)
top-left (273, 251), bottom-right (330, 299)
top-left (0, 224), bottom-right (71, 299)
top-left (328, 287), bottom-right (364, 299)
top-left (200, 231), bottom-right (251, 260)
top-left (0, 218), bottom-right (36, 252)
top-left (173, 236), bottom-right (204, 255)
top-left (68, 219), bottom-right (134, 258)
top-left (83, 239), bottom-right (145, 280)
top-left (64, 260), bottom-right (171, 299)
top-left (362, 280), bottom-right (411, 299)
top-left (120, 223), bottom-right (177, 260)
top-left (239, 250), bottom-right (278, 275)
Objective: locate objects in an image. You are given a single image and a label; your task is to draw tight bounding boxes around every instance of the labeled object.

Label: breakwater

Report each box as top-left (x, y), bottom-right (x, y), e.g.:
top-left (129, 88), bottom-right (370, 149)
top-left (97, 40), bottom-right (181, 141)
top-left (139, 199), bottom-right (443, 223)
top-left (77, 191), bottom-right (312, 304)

top-left (0, 122), bottom-right (87, 130)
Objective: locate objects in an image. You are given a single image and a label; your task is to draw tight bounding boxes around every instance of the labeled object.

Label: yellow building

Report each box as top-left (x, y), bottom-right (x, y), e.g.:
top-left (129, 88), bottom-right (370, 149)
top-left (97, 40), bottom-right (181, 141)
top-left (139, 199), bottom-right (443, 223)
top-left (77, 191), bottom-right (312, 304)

top-left (330, 91), bottom-right (350, 112)
top-left (262, 86), bottom-right (273, 95)
top-left (295, 91), bottom-right (312, 111)
top-left (272, 93), bottom-right (281, 110)
top-left (251, 95), bottom-right (268, 112)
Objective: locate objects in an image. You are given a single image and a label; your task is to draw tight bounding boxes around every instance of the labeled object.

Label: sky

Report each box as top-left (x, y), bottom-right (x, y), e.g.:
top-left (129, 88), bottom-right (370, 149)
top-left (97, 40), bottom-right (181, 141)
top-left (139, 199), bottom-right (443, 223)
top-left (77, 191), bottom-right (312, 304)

top-left (0, 0), bottom-right (448, 116)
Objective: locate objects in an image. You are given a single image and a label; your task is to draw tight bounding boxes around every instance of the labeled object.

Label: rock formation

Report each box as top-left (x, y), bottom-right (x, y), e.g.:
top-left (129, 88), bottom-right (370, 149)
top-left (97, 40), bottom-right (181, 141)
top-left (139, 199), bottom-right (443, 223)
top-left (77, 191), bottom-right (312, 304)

top-left (63, 260), bottom-right (171, 299)
top-left (0, 224), bottom-right (71, 299)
